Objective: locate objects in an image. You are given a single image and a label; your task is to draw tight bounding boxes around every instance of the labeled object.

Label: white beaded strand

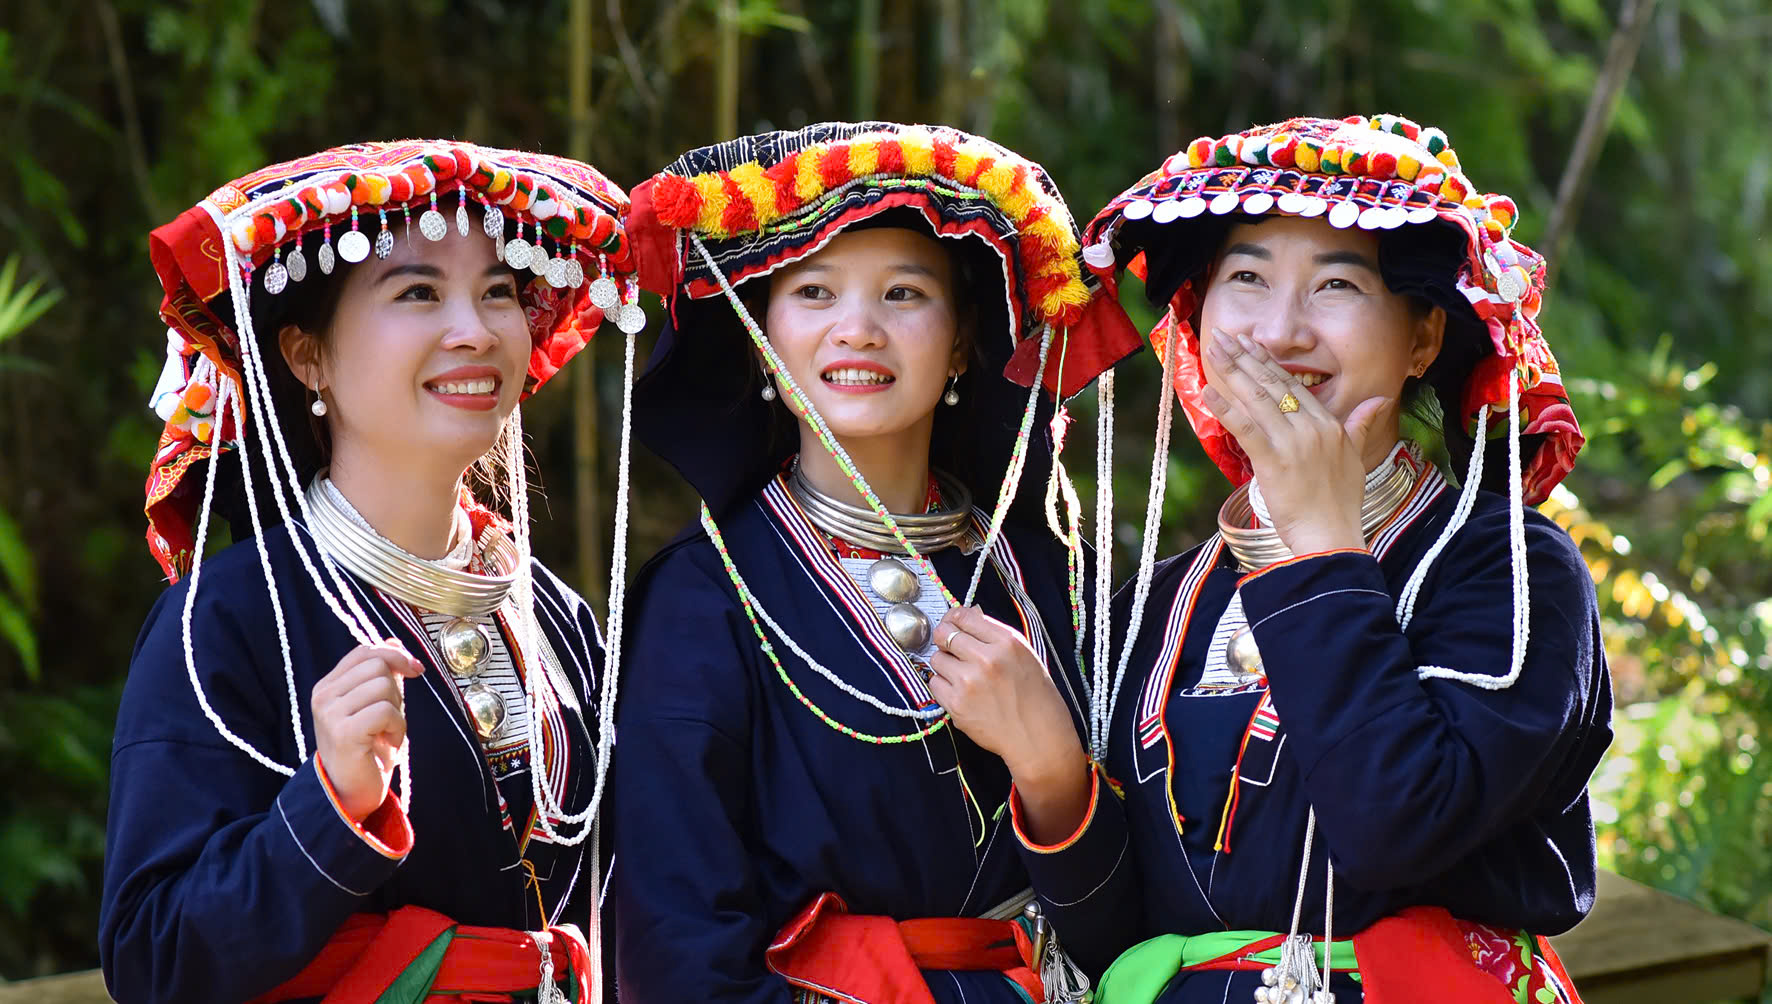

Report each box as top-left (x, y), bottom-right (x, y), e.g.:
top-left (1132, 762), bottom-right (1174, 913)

top-left (1395, 405), bottom-right (1489, 631)
top-left (1087, 369), bottom-right (1117, 760)
top-left (1104, 313), bottom-right (1180, 747)
top-left (178, 383), bottom-right (299, 776)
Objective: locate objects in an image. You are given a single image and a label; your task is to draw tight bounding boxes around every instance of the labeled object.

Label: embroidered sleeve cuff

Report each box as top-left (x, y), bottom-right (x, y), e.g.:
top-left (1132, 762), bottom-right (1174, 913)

top-left (1011, 763), bottom-right (1101, 854)
top-left (1235, 547), bottom-right (1372, 588)
top-left (316, 753), bottom-right (414, 860)
top-left (1010, 764), bottom-right (1131, 909)
top-left (270, 758), bottom-right (409, 900)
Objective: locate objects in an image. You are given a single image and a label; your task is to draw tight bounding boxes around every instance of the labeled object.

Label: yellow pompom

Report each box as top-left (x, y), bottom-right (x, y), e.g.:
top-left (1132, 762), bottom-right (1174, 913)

top-left (898, 128), bottom-right (937, 176)
top-left (976, 162), bottom-right (1018, 202)
top-left (1437, 148), bottom-right (1460, 169)
top-left (794, 148), bottom-right (826, 202)
top-left (1022, 215), bottom-right (1075, 252)
top-left (691, 173), bottom-right (730, 235)
top-left (953, 149), bottom-right (983, 186)
top-left (193, 421), bottom-right (214, 444)
top-left (1396, 155), bottom-right (1421, 181)
top-left (847, 142), bottom-right (880, 178)
top-left (1295, 144), bottom-right (1321, 173)
top-left (729, 161), bottom-right (780, 225)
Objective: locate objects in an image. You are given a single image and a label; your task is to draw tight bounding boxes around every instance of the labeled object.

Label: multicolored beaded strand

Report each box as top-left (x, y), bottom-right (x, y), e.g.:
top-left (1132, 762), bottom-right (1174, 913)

top-left (700, 503), bottom-right (950, 744)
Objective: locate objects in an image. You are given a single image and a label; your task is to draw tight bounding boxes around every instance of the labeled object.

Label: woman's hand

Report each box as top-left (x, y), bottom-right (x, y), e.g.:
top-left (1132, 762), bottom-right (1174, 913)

top-left (311, 642), bottom-right (425, 821)
top-left (928, 606), bottom-right (1090, 842)
top-left (1200, 328), bottom-right (1390, 556)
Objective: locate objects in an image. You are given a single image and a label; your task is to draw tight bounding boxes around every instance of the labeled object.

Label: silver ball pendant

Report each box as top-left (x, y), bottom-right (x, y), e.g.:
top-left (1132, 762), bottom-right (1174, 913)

top-left (883, 602), bottom-right (932, 651)
top-left (462, 683), bottom-right (506, 741)
top-left (1228, 625), bottom-right (1264, 679)
top-left (1261, 967), bottom-right (1280, 987)
top-left (867, 557), bottom-right (920, 604)
top-left (760, 383), bottom-right (777, 402)
top-left (439, 617), bottom-right (492, 676)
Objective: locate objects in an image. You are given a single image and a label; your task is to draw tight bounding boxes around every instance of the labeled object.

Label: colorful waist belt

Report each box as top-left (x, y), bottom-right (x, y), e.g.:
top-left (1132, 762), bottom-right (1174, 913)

top-left (1096, 907), bottom-right (1583, 1004)
top-left (766, 891), bottom-right (1044, 1004)
top-left (248, 906), bottom-right (594, 1004)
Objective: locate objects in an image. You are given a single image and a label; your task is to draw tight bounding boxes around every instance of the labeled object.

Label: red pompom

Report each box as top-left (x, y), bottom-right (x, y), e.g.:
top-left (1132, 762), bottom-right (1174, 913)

top-left (820, 144), bottom-right (853, 191)
top-left (720, 174), bottom-right (758, 233)
top-left (932, 137), bottom-right (958, 179)
top-left (875, 140), bottom-right (906, 177)
top-left (764, 155), bottom-right (801, 213)
top-left (651, 174), bottom-right (703, 228)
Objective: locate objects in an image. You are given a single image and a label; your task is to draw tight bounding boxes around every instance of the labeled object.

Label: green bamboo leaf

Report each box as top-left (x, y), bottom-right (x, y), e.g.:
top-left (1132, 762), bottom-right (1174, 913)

top-left (0, 508), bottom-right (34, 611)
top-left (0, 592), bottom-right (38, 682)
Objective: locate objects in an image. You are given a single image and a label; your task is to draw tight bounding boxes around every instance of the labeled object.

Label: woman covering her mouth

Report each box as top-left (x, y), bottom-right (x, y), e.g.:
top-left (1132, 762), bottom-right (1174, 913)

top-left (1022, 115), bottom-right (1611, 1003)
top-left (101, 142), bottom-right (642, 1003)
top-left (608, 122), bottom-right (1140, 1003)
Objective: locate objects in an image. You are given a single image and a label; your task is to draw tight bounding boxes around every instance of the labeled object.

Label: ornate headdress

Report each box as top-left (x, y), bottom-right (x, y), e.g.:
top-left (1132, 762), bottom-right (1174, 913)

top-left (141, 142), bottom-right (641, 870)
top-left (1083, 114), bottom-right (1582, 504)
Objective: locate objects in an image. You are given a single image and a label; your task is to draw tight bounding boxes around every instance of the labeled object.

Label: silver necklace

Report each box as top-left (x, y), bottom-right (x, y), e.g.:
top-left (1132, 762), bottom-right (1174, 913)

top-left (786, 463), bottom-right (973, 653)
top-left (305, 476), bottom-right (518, 741)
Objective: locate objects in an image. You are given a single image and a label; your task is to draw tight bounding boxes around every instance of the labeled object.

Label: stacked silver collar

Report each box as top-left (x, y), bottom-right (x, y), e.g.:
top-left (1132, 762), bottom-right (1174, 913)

top-left (1218, 441), bottom-right (1423, 573)
top-left (304, 476), bottom-right (519, 616)
top-left (785, 461), bottom-right (973, 556)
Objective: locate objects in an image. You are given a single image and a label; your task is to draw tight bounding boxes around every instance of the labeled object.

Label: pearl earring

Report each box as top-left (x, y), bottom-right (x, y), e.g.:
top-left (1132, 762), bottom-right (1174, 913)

top-left (942, 375), bottom-right (959, 406)
top-left (310, 395), bottom-right (328, 417)
top-left (759, 364), bottom-right (777, 402)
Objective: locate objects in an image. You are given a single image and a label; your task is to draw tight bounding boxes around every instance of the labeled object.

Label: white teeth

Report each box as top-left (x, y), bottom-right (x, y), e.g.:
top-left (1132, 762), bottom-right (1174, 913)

top-left (822, 367), bottom-right (894, 386)
top-left (1295, 372), bottom-right (1328, 387)
top-left (431, 378), bottom-right (497, 395)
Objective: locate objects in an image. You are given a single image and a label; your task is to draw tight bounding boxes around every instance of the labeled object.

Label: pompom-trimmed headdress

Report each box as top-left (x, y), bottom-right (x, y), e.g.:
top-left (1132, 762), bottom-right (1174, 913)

top-left (140, 142), bottom-right (643, 884)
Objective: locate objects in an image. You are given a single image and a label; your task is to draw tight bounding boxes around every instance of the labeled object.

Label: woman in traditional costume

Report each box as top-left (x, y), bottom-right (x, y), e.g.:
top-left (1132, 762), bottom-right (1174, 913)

top-left (100, 142), bottom-right (645, 1003)
top-left (607, 122), bottom-right (1139, 1003)
top-left (1014, 115), bottom-right (1613, 1003)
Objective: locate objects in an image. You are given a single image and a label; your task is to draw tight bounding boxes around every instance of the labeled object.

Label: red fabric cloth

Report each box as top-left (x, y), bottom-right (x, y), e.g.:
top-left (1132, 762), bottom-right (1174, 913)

top-left (249, 906), bottom-right (593, 1004)
top-left (1355, 907), bottom-right (1584, 1004)
top-left (765, 892), bottom-right (1044, 1004)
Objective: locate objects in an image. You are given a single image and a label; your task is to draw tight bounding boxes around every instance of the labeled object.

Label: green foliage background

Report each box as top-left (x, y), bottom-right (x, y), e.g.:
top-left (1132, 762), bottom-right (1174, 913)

top-left (0, 0), bottom-right (1768, 981)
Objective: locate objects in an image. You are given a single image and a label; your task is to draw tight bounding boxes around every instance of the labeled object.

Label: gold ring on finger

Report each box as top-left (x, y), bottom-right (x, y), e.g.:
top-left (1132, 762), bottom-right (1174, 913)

top-left (1277, 392), bottom-right (1301, 414)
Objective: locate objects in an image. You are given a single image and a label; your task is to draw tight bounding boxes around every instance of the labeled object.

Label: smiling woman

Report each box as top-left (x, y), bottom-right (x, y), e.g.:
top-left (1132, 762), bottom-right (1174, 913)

top-left (1019, 115), bottom-right (1610, 1004)
top-left (102, 142), bottom-right (636, 1003)
top-left (607, 122), bottom-right (1140, 1004)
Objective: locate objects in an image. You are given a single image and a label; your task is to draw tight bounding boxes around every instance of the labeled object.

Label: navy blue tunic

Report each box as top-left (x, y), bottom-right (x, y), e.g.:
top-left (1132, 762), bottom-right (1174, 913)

top-left (100, 525), bottom-right (605, 1004)
top-left (609, 481), bottom-right (1089, 1003)
top-left (1018, 477), bottom-right (1613, 1002)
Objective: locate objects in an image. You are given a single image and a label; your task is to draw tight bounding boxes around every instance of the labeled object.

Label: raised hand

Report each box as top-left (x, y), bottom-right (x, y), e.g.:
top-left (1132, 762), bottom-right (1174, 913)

top-left (311, 641), bottom-right (426, 821)
top-left (1200, 328), bottom-right (1392, 556)
top-left (927, 605), bottom-right (1089, 842)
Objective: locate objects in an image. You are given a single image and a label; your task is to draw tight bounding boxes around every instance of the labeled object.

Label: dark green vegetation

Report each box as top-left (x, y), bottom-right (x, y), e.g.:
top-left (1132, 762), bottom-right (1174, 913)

top-left (0, 0), bottom-right (1766, 981)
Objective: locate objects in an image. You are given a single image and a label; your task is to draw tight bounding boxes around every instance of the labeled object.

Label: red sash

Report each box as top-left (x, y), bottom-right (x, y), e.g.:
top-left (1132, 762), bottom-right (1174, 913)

top-left (1176, 906), bottom-right (1584, 1004)
top-left (765, 892), bottom-right (1044, 1004)
top-left (249, 907), bottom-right (594, 1004)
